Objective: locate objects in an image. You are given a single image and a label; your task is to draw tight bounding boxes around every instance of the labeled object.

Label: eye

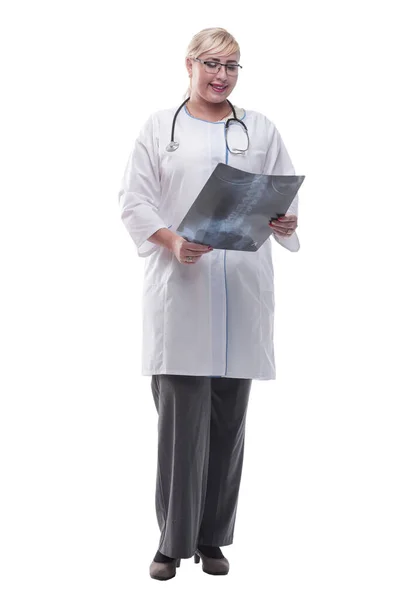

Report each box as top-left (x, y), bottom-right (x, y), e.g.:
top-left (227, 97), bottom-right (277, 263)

top-left (227, 65), bottom-right (238, 72)
top-left (204, 61), bottom-right (219, 68)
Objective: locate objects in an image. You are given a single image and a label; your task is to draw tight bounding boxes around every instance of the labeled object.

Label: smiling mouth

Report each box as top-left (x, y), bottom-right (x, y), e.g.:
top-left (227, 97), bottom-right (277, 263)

top-left (210, 84), bottom-right (228, 92)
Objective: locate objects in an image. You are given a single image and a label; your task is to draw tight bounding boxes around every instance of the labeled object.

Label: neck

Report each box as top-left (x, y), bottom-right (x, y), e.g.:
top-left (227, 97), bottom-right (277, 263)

top-left (186, 94), bottom-right (232, 122)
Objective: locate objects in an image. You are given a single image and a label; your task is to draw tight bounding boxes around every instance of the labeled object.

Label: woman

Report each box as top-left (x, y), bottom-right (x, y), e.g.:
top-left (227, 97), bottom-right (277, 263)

top-left (118, 27), bottom-right (300, 580)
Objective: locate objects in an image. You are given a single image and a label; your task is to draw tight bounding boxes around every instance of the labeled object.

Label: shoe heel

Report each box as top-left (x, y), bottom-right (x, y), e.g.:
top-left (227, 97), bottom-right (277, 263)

top-left (176, 559), bottom-right (181, 568)
top-left (194, 552), bottom-right (200, 564)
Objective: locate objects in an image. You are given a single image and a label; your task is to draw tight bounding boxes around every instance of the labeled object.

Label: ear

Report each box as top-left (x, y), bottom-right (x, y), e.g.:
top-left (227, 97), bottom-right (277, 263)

top-left (185, 57), bottom-right (193, 77)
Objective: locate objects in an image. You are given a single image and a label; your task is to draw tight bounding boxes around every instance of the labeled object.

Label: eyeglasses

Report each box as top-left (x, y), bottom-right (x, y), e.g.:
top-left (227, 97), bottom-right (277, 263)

top-left (194, 57), bottom-right (242, 76)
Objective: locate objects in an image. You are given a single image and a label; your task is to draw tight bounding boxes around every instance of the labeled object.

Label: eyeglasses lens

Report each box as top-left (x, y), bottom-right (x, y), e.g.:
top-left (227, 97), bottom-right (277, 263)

top-left (204, 62), bottom-right (239, 76)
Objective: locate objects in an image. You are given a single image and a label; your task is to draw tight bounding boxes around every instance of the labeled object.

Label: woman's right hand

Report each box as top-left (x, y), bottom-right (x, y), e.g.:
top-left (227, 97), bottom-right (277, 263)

top-left (170, 235), bottom-right (213, 265)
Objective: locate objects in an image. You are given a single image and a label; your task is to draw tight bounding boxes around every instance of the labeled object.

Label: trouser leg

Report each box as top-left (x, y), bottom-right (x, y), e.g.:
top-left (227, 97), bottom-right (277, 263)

top-left (197, 377), bottom-right (252, 547)
top-left (151, 374), bottom-right (211, 559)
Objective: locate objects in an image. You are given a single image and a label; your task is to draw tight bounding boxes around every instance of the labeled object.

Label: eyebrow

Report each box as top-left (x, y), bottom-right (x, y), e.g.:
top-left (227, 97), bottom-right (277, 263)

top-left (205, 57), bottom-right (238, 63)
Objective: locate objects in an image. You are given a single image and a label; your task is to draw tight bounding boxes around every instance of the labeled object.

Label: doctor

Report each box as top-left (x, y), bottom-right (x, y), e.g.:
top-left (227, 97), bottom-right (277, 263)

top-left (118, 27), bottom-right (300, 580)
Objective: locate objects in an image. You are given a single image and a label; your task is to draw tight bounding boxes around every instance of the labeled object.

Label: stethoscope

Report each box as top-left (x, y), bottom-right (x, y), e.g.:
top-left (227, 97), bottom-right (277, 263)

top-left (166, 98), bottom-right (249, 154)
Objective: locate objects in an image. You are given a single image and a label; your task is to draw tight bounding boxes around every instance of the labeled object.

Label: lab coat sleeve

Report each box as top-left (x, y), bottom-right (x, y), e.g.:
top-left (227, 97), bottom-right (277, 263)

top-left (264, 124), bottom-right (300, 252)
top-left (118, 114), bottom-right (167, 258)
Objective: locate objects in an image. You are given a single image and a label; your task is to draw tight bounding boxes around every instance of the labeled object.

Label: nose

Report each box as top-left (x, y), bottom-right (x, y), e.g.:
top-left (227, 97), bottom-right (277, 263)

top-left (215, 65), bottom-right (228, 81)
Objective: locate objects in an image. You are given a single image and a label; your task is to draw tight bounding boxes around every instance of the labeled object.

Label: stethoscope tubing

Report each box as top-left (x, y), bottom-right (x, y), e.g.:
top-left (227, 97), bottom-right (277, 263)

top-left (167, 98), bottom-right (248, 153)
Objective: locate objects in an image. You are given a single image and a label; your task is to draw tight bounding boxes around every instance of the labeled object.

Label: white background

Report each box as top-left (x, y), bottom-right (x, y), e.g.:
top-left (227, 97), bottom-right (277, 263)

top-left (1, 0), bottom-right (399, 598)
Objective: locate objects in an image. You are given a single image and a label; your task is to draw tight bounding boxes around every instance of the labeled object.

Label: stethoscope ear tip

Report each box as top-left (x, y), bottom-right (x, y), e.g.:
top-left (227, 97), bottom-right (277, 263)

top-left (166, 141), bottom-right (179, 152)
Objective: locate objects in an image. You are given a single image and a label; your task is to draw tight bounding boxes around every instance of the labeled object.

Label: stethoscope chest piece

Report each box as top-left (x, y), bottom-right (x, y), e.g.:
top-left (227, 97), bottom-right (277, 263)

top-left (166, 141), bottom-right (179, 152)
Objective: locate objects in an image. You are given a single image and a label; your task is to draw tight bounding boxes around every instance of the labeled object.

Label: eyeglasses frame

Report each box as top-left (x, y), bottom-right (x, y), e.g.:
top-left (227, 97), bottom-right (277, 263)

top-left (193, 57), bottom-right (243, 76)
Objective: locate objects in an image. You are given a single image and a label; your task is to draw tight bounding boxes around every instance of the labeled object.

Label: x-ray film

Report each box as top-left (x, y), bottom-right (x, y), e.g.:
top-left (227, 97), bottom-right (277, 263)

top-left (176, 163), bottom-right (305, 251)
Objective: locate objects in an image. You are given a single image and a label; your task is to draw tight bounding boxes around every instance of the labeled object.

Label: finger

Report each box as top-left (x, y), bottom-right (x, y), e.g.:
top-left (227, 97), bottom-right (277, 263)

top-left (181, 251), bottom-right (202, 260)
top-left (277, 215), bottom-right (297, 224)
top-left (182, 242), bottom-right (211, 252)
top-left (182, 249), bottom-right (211, 256)
top-left (270, 223), bottom-right (294, 235)
top-left (269, 221), bottom-right (286, 230)
top-left (185, 242), bottom-right (213, 251)
top-left (270, 218), bottom-right (296, 228)
top-left (184, 246), bottom-right (213, 254)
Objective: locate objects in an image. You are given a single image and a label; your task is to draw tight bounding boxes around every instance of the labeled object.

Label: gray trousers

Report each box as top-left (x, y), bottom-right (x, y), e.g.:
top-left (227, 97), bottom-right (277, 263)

top-left (151, 374), bottom-right (252, 559)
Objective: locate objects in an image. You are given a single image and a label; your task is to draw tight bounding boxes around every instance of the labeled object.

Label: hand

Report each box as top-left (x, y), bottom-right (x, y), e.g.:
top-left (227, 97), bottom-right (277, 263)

top-left (269, 214), bottom-right (298, 237)
top-left (170, 235), bottom-right (213, 265)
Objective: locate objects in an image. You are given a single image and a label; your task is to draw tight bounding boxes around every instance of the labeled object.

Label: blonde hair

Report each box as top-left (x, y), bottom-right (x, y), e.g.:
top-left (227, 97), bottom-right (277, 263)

top-left (184, 27), bottom-right (240, 99)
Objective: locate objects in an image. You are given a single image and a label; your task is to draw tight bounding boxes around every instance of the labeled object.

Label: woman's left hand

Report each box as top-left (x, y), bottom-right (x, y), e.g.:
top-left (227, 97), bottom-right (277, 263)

top-left (269, 214), bottom-right (298, 237)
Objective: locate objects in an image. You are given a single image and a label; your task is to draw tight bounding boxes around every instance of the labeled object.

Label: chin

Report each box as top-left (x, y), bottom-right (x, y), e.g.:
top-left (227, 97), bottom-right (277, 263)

top-left (206, 91), bottom-right (230, 102)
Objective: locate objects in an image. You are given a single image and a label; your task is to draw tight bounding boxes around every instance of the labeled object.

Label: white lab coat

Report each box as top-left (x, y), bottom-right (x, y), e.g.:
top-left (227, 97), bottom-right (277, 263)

top-left (118, 104), bottom-right (300, 379)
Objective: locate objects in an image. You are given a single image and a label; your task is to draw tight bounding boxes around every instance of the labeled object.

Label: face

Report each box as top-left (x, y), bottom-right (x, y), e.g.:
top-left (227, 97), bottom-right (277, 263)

top-left (186, 50), bottom-right (240, 104)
